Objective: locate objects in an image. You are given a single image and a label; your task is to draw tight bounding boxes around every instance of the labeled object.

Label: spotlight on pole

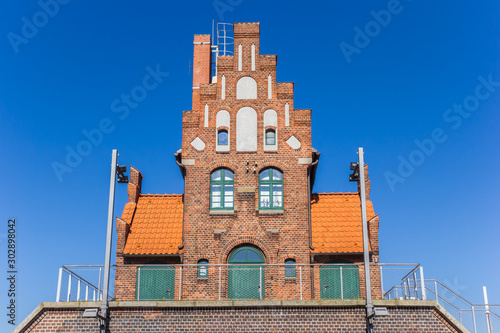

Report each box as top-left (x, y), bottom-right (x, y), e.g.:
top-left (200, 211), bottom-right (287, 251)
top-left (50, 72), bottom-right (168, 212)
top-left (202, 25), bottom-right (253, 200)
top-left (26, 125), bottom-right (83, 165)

top-left (349, 162), bottom-right (359, 182)
top-left (116, 165), bottom-right (129, 183)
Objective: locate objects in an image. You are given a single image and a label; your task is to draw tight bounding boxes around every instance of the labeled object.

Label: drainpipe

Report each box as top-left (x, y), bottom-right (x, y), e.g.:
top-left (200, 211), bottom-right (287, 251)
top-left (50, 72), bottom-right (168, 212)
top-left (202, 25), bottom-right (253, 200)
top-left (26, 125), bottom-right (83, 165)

top-left (307, 150), bottom-right (320, 251)
top-left (174, 150), bottom-right (186, 252)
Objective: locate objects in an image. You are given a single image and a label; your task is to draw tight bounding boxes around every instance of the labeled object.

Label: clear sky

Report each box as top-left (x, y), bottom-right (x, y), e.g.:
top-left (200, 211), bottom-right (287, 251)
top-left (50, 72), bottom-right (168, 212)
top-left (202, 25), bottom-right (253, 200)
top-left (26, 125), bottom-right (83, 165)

top-left (1, 0), bottom-right (499, 330)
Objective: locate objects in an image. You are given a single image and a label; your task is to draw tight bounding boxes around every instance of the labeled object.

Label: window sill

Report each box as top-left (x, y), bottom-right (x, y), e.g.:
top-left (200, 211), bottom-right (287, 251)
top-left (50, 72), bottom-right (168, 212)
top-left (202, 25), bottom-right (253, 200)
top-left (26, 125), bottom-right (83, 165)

top-left (209, 210), bottom-right (235, 215)
top-left (285, 276), bottom-right (297, 281)
top-left (258, 209), bottom-right (284, 215)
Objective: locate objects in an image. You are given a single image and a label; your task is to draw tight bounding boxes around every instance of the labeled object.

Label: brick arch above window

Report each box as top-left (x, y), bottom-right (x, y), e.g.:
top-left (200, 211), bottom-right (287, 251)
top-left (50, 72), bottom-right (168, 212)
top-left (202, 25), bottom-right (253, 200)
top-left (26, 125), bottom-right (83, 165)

top-left (257, 160), bottom-right (287, 174)
top-left (219, 236), bottom-right (274, 264)
top-left (204, 160), bottom-right (239, 173)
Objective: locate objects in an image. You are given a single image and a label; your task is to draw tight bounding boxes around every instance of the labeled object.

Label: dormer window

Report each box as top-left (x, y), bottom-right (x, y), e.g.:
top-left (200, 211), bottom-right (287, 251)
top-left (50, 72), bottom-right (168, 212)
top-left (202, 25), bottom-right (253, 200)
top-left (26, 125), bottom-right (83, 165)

top-left (218, 129), bottom-right (228, 145)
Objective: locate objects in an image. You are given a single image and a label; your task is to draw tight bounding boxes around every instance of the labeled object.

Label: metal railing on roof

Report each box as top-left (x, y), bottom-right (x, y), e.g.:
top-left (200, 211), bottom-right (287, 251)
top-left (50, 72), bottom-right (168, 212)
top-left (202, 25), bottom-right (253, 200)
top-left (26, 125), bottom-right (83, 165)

top-left (56, 263), bottom-right (497, 332)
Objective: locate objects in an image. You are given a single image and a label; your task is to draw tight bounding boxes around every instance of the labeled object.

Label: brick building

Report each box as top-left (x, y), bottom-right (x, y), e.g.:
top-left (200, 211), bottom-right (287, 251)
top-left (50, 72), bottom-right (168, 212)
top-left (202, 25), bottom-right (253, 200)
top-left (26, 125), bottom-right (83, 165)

top-left (114, 22), bottom-right (380, 302)
top-left (15, 22), bottom-right (468, 333)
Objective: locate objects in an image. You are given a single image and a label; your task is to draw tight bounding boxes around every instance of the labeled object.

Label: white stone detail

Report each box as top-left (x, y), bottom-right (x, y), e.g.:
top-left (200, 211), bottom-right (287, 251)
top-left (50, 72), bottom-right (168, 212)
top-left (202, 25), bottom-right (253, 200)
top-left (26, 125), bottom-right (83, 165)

top-left (181, 159), bottom-right (195, 165)
top-left (190, 137), bottom-right (205, 151)
top-left (298, 158), bottom-right (312, 165)
top-left (216, 110), bottom-right (230, 128)
top-left (204, 104), bottom-right (209, 127)
top-left (268, 75), bottom-right (272, 99)
top-left (251, 44), bottom-right (255, 71)
top-left (236, 107), bottom-right (257, 151)
top-left (221, 75), bottom-right (225, 99)
top-left (264, 109), bottom-right (277, 127)
top-left (287, 135), bottom-right (301, 150)
top-left (238, 44), bottom-right (242, 71)
top-left (236, 77), bottom-right (257, 99)
top-left (285, 103), bottom-right (290, 126)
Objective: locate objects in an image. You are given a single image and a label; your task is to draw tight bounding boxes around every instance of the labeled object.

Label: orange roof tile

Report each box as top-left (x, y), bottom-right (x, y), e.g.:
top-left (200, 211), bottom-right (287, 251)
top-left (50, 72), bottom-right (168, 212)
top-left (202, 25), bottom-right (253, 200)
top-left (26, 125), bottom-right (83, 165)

top-left (123, 194), bottom-right (183, 255)
top-left (311, 193), bottom-right (375, 254)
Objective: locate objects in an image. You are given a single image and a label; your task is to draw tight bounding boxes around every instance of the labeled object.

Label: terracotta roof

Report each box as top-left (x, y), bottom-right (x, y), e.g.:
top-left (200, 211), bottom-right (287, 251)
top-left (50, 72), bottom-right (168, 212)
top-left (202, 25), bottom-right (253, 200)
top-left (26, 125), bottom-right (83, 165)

top-left (122, 194), bottom-right (183, 255)
top-left (311, 193), bottom-right (375, 254)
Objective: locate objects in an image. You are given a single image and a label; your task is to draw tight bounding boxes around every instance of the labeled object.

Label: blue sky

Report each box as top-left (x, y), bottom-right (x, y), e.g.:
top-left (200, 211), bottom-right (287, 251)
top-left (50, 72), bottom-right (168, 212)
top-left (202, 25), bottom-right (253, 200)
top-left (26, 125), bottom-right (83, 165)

top-left (1, 0), bottom-right (499, 329)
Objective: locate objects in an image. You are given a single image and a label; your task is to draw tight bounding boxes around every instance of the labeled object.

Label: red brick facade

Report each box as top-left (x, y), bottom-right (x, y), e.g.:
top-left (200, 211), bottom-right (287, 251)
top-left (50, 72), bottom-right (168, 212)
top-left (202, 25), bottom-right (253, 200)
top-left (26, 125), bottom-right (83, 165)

top-left (114, 22), bottom-right (380, 302)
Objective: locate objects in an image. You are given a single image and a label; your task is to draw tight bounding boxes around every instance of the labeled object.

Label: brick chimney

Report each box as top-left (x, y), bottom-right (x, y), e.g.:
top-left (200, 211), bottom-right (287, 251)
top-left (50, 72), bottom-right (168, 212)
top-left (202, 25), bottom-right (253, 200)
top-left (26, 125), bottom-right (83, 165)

top-left (358, 164), bottom-right (370, 201)
top-left (192, 34), bottom-right (212, 112)
top-left (127, 166), bottom-right (143, 203)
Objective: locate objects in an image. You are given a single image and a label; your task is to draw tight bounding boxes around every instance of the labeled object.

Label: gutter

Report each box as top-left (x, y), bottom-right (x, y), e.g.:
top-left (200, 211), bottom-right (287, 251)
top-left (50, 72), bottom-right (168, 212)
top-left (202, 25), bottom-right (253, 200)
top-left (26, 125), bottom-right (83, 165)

top-left (174, 149), bottom-right (186, 252)
top-left (307, 149), bottom-right (320, 251)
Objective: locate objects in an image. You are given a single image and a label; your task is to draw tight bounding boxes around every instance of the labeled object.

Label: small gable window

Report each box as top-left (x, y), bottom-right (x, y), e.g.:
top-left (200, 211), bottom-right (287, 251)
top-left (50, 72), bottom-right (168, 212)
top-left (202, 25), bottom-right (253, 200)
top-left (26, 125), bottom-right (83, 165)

top-left (259, 167), bottom-right (283, 210)
top-left (198, 259), bottom-right (209, 278)
top-left (285, 259), bottom-right (296, 277)
top-left (265, 129), bottom-right (276, 145)
top-left (218, 129), bottom-right (228, 145)
top-left (210, 168), bottom-right (234, 210)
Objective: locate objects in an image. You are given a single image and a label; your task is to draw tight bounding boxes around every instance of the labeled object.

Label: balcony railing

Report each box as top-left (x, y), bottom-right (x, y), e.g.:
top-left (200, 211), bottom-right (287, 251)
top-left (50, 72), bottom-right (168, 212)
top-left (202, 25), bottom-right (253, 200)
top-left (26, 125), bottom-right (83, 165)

top-left (56, 263), bottom-right (498, 333)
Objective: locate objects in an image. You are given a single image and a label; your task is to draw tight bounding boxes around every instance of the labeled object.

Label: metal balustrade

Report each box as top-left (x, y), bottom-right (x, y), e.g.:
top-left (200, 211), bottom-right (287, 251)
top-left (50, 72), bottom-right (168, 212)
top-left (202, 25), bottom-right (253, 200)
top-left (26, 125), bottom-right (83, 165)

top-left (56, 263), bottom-right (497, 332)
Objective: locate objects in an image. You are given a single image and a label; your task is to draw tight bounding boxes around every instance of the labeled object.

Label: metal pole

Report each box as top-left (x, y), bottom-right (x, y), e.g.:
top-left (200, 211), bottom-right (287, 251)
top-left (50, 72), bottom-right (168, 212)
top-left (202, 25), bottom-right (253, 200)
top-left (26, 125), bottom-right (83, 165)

top-left (259, 266), bottom-right (263, 300)
top-left (56, 268), bottom-right (63, 302)
top-left (137, 267), bottom-right (141, 300)
top-left (178, 266), bottom-right (182, 300)
top-left (379, 266), bottom-right (384, 298)
top-left (484, 286), bottom-right (493, 333)
top-left (472, 306), bottom-right (477, 333)
top-left (413, 272), bottom-right (418, 299)
top-left (97, 267), bottom-right (102, 300)
top-left (435, 281), bottom-right (439, 304)
top-left (67, 274), bottom-right (72, 302)
top-left (101, 149), bottom-right (118, 329)
top-left (340, 266), bottom-right (344, 300)
top-left (299, 266), bottom-right (303, 300)
top-left (219, 266), bottom-right (222, 300)
top-left (358, 147), bottom-right (374, 332)
top-left (77, 280), bottom-right (81, 301)
top-left (419, 266), bottom-right (426, 300)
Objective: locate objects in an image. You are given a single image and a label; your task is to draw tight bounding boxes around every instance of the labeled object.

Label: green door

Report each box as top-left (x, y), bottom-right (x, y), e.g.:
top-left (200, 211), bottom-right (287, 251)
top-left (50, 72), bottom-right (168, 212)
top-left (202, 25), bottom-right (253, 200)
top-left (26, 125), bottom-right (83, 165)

top-left (228, 246), bottom-right (265, 299)
top-left (137, 265), bottom-right (175, 300)
top-left (320, 261), bottom-right (359, 299)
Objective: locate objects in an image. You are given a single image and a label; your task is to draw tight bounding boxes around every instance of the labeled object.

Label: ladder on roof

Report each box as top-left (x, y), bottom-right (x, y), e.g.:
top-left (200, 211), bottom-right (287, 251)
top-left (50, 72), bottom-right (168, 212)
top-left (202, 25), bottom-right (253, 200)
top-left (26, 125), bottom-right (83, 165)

top-left (211, 22), bottom-right (234, 80)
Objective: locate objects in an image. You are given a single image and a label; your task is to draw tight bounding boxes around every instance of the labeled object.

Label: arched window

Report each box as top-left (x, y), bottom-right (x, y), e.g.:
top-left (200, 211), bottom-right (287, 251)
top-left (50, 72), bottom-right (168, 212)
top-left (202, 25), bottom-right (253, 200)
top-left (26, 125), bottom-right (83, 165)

top-left (265, 129), bottom-right (276, 145)
top-left (284, 259), bottom-right (296, 277)
top-left (259, 168), bottom-right (283, 210)
top-left (218, 129), bottom-right (228, 145)
top-left (216, 110), bottom-right (230, 152)
top-left (210, 168), bottom-right (234, 210)
top-left (198, 259), bottom-right (209, 278)
top-left (263, 109), bottom-right (277, 151)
